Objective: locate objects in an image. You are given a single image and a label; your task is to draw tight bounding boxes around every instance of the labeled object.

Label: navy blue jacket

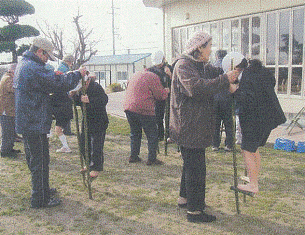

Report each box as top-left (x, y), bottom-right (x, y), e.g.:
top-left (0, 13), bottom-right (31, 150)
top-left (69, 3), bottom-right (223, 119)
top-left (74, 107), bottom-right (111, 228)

top-left (14, 51), bottom-right (82, 135)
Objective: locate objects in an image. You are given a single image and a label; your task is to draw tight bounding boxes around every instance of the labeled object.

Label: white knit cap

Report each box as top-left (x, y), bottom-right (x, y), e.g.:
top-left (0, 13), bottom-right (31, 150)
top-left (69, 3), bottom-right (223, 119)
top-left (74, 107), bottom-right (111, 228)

top-left (185, 30), bottom-right (212, 54)
top-left (222, 52), bottom-right (245, 73)
top-left (152, 50), bottom-right (164, 65)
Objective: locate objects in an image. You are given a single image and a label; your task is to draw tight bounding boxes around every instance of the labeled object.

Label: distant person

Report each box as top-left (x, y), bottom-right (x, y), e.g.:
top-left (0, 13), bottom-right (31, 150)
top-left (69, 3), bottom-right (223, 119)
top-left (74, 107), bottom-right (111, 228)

top-left (124, 55), bottom-right (170, 165)
top-left (71, 72), bottom-right (109, 179)
top-left (14, 37), bottom-right (87, 209)
top-left (233, 59), bottom-right (286, 195)
top-left (222, 52), bottom-right (247, 146)
top-left (50, 55), bottom-right (75, 153)
top-left (0, 63), bottom-right (21, 158)
top-left (169, 31), bottom-right (240, 223)
top-left (212, 49), bottom-right (234, 152)
top-left (147, 51), bottom-right (172, 141)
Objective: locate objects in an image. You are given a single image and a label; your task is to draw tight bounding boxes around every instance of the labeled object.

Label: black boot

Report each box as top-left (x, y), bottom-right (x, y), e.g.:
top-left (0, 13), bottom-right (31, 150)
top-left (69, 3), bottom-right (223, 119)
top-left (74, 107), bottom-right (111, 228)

top-left (187, 211), bottom-right (216, 223)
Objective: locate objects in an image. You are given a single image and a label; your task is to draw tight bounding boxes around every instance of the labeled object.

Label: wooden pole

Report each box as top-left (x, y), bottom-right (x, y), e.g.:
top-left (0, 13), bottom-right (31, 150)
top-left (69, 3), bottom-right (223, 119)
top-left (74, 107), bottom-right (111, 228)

top-left (231, 58), bottom-right (240, 214)
top-left (164, 72), bottom-right (171, 156)
top-left (73, 101), bottom-right (87, 187)
top-left (81, 75), bottom-right (93, 200)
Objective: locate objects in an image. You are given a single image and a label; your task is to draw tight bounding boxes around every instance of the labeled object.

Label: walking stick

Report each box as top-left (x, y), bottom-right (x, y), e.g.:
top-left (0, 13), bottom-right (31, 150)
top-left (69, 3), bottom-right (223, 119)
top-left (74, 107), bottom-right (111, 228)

top-left (73, 100), bottom-right (87, 188)
top-left (164, 74), bottom-right (171, 156)
top-left (81, 74), bottom-right (93, 199)
top-left (229, 58), bottom-right (240, 214)
top-left (229, 58), bottom-right (255, 213)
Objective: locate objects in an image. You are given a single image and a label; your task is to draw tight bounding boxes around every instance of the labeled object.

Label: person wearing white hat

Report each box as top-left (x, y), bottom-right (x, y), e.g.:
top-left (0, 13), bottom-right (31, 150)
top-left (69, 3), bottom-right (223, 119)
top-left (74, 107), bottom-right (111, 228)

top-left (124, 51), bottom-right (170, 166)
top-left (221, 52), bottom-right (248, 147)
top-left (71, 72), bottom-right (109, 179)
top-left (149, 50), bottom-right (172, 141)
top-left (169, 30), bottom-right (240, 223)
top-left (14, 37), bottom-right (87, 209)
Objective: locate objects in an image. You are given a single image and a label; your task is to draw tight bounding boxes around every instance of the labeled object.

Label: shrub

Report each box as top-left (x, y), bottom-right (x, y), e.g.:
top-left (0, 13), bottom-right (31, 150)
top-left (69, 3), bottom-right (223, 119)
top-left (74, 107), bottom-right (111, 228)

top-left (108, 83), bottom-right (123, 92)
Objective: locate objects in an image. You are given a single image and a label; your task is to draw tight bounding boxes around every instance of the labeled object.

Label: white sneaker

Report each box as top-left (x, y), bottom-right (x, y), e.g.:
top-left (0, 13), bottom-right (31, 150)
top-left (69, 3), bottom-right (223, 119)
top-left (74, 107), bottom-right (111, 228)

top-left (212, 147), bottom-right (219, 151)
top-left (56, 147), bottom-right (72, 153)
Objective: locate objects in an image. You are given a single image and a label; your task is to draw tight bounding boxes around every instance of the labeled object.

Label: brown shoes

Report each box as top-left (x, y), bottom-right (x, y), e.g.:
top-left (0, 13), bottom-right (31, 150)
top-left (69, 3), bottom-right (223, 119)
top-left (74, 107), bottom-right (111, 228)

top-left (129, 156), bottom-right (142, 163)
top-left (146, 159), bottom-right (164, 166)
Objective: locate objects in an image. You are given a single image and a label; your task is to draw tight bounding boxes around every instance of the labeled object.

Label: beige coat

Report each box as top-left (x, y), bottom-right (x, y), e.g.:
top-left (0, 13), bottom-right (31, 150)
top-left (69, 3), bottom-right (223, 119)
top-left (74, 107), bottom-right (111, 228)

top-left (0, 72), bottom-right (15, 116)
top-left (169, 55), bottom-right (229, 149)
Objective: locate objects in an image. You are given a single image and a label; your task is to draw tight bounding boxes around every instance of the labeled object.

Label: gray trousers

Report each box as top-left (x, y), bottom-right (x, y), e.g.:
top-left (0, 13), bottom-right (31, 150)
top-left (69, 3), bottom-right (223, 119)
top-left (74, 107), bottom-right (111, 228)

top-left (0, 115), bottom-right (15, 154)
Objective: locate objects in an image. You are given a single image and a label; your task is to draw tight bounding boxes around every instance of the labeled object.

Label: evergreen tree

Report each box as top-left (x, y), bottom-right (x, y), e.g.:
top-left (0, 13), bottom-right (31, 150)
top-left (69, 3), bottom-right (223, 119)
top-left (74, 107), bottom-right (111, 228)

top-left (0, 0), bottom-right (39, 63)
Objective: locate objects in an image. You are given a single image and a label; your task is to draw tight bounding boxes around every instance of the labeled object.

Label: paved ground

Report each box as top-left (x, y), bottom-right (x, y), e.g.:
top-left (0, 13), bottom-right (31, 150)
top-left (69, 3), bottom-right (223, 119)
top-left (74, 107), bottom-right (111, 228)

top-left (106, 91), bottom-right (305, 144)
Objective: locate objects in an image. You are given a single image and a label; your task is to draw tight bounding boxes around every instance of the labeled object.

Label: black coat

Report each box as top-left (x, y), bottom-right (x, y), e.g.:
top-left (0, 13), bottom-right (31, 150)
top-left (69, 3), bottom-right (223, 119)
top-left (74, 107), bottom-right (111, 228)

top-left (75, 81), bottom-right (109, 134)
top-left (234, 60), bottom-right (286, 133)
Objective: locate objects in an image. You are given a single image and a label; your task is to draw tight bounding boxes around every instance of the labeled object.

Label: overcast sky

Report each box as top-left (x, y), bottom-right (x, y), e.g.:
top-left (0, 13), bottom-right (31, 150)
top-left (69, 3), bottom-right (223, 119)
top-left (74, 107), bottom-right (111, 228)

top-left (0, 0), bottom-right (163, 60)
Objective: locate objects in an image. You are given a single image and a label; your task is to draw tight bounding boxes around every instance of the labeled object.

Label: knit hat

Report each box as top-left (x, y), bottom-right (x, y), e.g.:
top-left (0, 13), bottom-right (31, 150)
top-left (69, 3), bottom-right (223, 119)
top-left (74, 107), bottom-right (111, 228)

top-left (32, 37), bottom-right (56, 61)
top-left (152, 50), bottom-right (164, 65)
top-left (222, 52), bottom-right (245, 73)
top-left (185, 30), bottom-right (212, 54)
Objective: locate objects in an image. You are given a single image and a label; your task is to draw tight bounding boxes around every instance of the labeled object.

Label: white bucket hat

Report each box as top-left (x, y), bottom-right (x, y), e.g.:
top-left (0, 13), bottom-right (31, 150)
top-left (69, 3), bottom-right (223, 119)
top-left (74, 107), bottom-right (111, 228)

top-left (222, 52), bottom-right (245, 73)
top-left (152, 50), bottom-right (165, 66)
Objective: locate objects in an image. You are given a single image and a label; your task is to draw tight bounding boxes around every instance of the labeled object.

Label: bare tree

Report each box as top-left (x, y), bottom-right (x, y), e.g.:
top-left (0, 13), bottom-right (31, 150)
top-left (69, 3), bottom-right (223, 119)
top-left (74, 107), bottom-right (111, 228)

top-left (37, 20), bottom-right (64, 60)
top-left (37, 12), bottom-right (98, 69)
top-left (72, 13), bottom-right (98, 69)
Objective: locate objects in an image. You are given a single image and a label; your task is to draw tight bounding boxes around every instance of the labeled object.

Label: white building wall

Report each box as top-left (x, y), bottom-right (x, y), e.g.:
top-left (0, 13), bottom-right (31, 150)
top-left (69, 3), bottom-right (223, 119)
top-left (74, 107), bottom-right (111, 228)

top-left (162, 0), bottom-right (305, 114)
top-left (164, 0), bottom-right (305, 62)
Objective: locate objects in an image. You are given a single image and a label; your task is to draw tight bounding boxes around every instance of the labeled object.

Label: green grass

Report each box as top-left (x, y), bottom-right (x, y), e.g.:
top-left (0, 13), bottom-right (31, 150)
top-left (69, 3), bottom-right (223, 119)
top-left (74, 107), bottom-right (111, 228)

top-left (0, 115), bottom-right (305, 234)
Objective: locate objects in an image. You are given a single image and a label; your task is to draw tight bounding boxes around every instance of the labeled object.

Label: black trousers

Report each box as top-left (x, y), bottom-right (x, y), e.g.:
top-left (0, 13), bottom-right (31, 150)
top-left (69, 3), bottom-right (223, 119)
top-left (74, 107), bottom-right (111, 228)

top-left (80, 130), bottom-right (106, 171)
top-left (213, 104), bottom-right (234, 148)
top-left (23, 133), bottom-right (50, 207)
top-left (179, 146), bottom-right (206, 212)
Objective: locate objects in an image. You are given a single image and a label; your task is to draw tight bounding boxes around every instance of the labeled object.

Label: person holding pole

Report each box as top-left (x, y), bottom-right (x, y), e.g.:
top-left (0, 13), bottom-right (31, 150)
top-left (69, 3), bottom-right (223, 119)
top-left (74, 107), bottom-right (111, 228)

top-left (169, 31), bottom-right (240, 223)
top-left (71, 72), bottom-right (109, 179)
top-left (14, 37), bottom-right (87, 209)
top-left (124, 55), bottom-right (170, 165)
top-left (232, 59), bottom-right (286, 194)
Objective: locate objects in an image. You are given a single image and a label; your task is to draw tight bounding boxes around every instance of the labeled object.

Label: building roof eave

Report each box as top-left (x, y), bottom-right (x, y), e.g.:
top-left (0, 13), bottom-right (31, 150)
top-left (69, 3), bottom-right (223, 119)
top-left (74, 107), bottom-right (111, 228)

top-left (142, 0), bottom-right (176, 8)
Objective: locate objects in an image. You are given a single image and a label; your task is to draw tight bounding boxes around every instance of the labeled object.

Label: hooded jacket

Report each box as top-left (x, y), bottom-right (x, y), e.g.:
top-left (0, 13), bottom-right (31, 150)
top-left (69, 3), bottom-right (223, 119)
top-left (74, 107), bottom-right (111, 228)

top-left (14, 51), bottom-right (82, 135)
top-left (169, 54), bottom-right (229, 149)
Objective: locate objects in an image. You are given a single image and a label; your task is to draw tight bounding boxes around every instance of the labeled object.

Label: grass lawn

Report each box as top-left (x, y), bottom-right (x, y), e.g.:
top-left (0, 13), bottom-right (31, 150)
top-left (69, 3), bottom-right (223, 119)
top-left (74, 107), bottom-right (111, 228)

top-left (0, 114), bottom-right (305, 235)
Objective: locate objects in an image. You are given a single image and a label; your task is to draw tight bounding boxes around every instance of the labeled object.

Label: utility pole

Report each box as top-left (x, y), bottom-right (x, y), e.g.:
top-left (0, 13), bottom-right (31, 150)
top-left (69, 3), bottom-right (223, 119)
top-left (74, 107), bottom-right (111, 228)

top-left (112, 0), bottom-right (115, 55)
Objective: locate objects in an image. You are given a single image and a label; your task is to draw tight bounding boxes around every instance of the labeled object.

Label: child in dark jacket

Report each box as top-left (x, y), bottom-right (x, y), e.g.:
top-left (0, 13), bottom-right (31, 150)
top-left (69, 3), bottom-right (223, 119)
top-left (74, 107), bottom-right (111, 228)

top-left (72, 73), bottom-right (109, 178)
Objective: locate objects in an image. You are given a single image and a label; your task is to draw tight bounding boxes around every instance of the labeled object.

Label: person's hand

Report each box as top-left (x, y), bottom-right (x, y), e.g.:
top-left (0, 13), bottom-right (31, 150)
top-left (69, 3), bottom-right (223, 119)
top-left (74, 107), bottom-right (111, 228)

top-left (164, 87), bottom-right (170, 93)
top-left (81, 94), bottom-right (90, 103)
top-left (229, 83), bottom-right (239, 93)
top-left (79, 66), bottom-right (87, 77)
top-left (69, 90), bottom-right (78, 98)
top-left (164, 66), bottom-right (172, 77)
top-left (226, 70), bottom-right (240, 84)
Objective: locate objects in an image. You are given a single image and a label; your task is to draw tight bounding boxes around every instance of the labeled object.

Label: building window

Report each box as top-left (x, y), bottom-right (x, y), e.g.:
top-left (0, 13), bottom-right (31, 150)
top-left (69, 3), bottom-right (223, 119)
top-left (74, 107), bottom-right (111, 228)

top-left (117, 71), bottom-right (128, 81)
top-left (94, 71), bottom-right (106, 85)
top-left (171, 5), bottom-right (305, 98)
top-left (241, 18), bottom-right (250, 57)
top-left (252, 16), bottom-right (261, 59)
top-left (266, 12), bottom-right (277, 65)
